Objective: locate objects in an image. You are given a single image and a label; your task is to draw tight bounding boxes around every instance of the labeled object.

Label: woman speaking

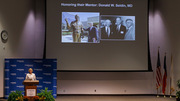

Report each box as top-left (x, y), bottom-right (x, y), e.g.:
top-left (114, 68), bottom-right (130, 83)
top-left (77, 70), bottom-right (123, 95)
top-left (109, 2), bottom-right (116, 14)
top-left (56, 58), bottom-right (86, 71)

top-left (25, 68), bottom-right (36, 81)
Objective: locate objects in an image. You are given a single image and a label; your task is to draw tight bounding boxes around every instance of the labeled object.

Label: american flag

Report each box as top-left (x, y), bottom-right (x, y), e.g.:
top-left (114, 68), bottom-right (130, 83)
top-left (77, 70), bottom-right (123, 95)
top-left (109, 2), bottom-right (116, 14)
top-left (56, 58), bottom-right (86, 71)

top-left (156, 50), bottom-right (162, 89)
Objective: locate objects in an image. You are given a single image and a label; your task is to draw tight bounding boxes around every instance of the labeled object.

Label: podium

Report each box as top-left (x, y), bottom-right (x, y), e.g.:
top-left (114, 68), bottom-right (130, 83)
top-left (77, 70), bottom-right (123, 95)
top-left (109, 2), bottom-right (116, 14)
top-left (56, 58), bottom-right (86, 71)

top-left (23, 80), bottom-right (39, 97)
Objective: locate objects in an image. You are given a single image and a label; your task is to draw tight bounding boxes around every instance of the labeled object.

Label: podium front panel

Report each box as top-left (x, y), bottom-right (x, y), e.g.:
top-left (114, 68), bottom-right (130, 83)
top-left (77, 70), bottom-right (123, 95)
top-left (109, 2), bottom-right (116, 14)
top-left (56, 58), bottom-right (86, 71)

top-left (25, 86), bottom-right (37, 97)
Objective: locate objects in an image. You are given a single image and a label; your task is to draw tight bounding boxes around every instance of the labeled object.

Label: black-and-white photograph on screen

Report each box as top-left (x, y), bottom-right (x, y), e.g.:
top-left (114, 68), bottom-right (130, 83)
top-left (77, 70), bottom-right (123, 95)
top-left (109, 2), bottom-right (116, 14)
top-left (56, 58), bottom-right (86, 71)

top-left (62, 12), bottom-right (100, 43)
top-left (101, 16), bottom-right (135, 40)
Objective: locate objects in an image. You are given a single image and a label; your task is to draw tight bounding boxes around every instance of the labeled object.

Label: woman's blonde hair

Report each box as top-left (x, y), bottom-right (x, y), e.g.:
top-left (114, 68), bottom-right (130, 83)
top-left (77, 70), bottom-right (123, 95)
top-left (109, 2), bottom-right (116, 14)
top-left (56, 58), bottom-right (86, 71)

top-left (28, 68), bottom-right (33, 72)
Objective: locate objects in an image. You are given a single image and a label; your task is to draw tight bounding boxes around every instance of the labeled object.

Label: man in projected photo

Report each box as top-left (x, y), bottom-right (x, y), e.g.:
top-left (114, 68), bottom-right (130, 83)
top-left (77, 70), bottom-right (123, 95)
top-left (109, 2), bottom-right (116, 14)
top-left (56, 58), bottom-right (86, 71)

top-left (112, 17), bottom-right (126, 39)
top-left (124, 19), bottom-right (135, 40)
top-left (83, 22), bottom-right (98, 43)
top-left (65, 15), bottom-right (83, 42)
top-left (101, 19), bottom-right (112, 39)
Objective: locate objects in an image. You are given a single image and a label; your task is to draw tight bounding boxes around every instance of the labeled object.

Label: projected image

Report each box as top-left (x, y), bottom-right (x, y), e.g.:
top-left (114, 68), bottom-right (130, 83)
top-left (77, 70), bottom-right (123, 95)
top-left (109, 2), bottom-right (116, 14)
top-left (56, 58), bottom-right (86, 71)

top-left (62, 12), bottom-right (100, 43)
top-left (101, 15), bottom-right (135, 40)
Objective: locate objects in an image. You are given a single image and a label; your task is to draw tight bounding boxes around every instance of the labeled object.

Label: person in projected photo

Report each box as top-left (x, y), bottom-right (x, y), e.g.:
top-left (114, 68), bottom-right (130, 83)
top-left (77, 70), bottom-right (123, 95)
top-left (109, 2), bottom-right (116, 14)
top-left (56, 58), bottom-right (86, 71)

top-left (101, 19), bottom-right (112, 39)
top-left (124, 19), bottom-right (135, 40)
top-left (112, 17), bottom-right (126, 39)
top-left (65, 15), bottom-right (83, 42)
top-left (83, 22), bottom-right (98, 43)
top-left (25, 68), bottom-right (36, 81)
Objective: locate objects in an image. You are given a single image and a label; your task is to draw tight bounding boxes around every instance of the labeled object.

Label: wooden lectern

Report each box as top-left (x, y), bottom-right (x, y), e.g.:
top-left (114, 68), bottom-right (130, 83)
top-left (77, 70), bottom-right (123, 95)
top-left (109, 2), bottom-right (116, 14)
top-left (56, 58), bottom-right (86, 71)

top-left (23, 80), bottom-right (39, 97)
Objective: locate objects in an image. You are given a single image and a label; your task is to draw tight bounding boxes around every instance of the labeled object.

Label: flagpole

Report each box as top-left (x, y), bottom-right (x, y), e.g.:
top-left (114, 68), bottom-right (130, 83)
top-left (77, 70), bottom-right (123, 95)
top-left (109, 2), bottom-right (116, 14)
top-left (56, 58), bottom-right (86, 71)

top-left (170, 77), bottom-right (172, 98)
top-left (170, 54), bottom-right (174, 98)
top-left (157, 47), bottom-right (159, 98)
top-left (163, 52), bottom-right (167, 98)
top-left (156, 46), bottom-right (161, 98)
top-left (157, 87), bottom-right (159, 97)
top-left (164, 52), bottom-right (166, 98)
top-left (170, 61), bottom-right (172, 98)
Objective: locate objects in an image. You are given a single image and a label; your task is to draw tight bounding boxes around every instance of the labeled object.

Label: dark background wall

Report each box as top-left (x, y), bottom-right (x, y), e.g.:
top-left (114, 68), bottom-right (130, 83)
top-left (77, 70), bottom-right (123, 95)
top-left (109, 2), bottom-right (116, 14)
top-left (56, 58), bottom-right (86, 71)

top-left (0, 0), bottom-right (45, 97)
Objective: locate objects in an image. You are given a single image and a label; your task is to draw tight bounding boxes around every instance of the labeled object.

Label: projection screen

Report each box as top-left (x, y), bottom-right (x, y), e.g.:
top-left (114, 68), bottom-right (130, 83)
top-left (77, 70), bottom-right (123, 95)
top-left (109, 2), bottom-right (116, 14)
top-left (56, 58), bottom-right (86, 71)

top-left (46, 0), bottom-right (149, 71)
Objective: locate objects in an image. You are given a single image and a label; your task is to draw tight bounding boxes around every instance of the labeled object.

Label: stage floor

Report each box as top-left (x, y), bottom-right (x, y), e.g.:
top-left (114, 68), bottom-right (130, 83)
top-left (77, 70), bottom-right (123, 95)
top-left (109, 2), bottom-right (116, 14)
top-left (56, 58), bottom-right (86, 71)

top-left (57, 96), bottom-right (176, 101)
top-left (0, 96), bottom-right (176, 101)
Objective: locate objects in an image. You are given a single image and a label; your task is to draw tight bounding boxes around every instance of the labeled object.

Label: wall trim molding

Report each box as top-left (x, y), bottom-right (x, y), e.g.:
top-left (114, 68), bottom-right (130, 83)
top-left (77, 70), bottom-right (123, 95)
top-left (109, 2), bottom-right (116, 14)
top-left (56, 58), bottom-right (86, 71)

top-left (57, 70), bottom-right (153, 72)
top-left (57, 94), bottom-right (176, 97)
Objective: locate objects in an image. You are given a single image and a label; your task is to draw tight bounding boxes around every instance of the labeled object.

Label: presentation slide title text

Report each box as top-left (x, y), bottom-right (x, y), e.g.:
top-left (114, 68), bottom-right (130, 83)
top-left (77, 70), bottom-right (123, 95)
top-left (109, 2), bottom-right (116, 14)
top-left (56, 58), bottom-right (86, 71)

top-left (61, 3), bottom-right (133, 8)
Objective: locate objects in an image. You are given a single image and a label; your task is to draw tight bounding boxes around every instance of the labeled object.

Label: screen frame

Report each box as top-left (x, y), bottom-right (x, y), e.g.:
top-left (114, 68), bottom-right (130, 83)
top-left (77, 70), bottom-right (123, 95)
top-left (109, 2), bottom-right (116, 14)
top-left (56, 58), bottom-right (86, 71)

top-left (45, 0), bottom-right (153, 72)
